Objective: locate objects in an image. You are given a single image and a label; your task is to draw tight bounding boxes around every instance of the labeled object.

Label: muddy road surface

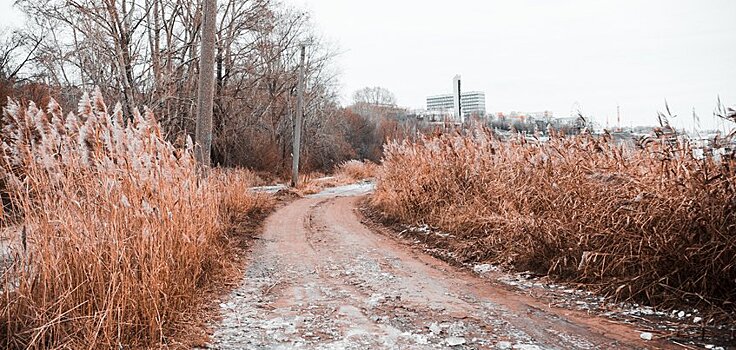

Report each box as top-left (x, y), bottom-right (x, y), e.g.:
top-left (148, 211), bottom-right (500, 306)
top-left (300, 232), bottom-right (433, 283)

top-left (206, 184), bottom-right (661, 349)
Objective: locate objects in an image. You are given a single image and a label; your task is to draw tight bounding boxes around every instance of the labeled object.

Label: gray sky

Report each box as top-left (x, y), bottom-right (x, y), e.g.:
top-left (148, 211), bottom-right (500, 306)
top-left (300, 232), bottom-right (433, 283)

top-left (289, 0), bottom-right (736, 130)
top-left (2, 0), bottom-right (735, 129)
top-left (0, 1), bottom-right (22, 26)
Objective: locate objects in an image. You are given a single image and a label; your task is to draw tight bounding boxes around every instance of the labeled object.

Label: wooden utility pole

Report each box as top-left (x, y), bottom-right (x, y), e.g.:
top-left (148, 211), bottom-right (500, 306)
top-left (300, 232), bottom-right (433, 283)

top-left (194, 0), bottom-right (217, 169)
top-left (291, 44), bottom-right (306, 187)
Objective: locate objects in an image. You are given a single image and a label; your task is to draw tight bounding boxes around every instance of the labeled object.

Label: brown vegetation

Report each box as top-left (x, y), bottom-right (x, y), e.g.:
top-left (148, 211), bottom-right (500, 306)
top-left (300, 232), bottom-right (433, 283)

top-left (0, 93), bottom-right (272, 349)
top-left (371, 129), bottom-right (736, 316)
top-left (334, 159), bottom-right (378, 182)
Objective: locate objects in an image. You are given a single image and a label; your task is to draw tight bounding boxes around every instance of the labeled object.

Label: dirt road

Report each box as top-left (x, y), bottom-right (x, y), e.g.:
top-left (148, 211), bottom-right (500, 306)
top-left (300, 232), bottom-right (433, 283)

top-left (207, 184), bottom-right (658, 349)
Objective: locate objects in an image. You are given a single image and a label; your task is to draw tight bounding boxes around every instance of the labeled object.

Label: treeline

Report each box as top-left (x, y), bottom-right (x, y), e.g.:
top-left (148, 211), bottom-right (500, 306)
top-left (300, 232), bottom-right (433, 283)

top-left (0, 0), bottom-right (408, 175)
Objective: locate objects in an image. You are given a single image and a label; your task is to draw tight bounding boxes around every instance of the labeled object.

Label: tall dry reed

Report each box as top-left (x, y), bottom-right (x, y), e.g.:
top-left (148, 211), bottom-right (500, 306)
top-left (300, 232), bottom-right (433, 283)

top-left (334, 159), bottom-right (378, 181)
top-left (372, 129), bottom-right (736, 313)
top-left (0, 91), bottom-right (270, 349)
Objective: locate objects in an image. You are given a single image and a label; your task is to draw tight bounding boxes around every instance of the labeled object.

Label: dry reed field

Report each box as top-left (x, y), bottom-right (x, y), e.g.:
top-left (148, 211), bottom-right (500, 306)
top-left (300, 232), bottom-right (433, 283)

top-left (371, 129), bottom-right (736, 318)
top-left (0, 92), bottom-right (273, 349)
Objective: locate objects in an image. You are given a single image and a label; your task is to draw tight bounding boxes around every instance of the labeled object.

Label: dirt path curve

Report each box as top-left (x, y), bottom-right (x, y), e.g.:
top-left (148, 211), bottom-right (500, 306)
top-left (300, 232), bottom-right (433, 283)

top-left (207, 184), bottom-right (658, 349)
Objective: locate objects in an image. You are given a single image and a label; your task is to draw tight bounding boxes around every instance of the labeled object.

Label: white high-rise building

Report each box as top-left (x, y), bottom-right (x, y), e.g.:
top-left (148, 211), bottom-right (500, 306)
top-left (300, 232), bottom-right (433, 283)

top-left (426, 94), bottom-right (455, 111)
top-left (426, 91), bottom-right (486, 118)
top-left (460, 91), bottom-right (486, 117)
top-left (426, 75), bottom-right (486, 121)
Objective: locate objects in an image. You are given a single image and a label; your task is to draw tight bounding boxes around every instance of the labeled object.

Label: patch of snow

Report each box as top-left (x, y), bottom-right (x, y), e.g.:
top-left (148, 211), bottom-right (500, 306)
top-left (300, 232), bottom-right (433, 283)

top-left (249, 184), bottom-right (287, 194)
top-left (497, 341), bottom-right (513, 349)
top-left (365, 293), bottom-right (386, 308)
top-left (307, 181), bottom-right (375, 198)
top-left (429, 322), bottom-right (442, 335)
top-left (414, 334), bottom-right (430, 345)
top-left (704, 345), bottom-right (724, 350)
top-left (311, 176), bottom-right (336, 182)
top-left (446, 336), bottom-right (466, 346)
top-left (512, 345), bottom-right (542, 350)
top-left (640, 332), bottom-right (653, 341)
top-left (473, 263), bottom-right (497, 274)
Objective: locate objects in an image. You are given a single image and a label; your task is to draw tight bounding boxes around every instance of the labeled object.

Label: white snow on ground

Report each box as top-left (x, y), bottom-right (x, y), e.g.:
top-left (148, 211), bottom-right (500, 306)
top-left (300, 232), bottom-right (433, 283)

top-left (249, 184), bottom-right (288, 194)
top-left (307, 181), bottom-right (375, 198)
top-left (473, 264), bottom-right (499, 274)
top-left (249, 180), bottom-right (375, 197)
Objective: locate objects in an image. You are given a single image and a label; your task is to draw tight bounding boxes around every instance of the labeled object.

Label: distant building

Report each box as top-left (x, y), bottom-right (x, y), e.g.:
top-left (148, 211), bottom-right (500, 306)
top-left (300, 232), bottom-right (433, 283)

top-left (461, 92), bottom-right (486, 118)
top-left (426, 91), bottom-right (486, 118)
top-left (550, 116), bottom-right (580, 128)
top-left (408, 109), bottom-right (455, 124)
top-left (426, 94), bottom-right (454, 111)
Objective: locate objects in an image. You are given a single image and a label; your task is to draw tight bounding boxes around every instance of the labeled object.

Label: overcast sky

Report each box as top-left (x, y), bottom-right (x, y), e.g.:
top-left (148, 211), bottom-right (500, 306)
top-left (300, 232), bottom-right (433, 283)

top-left (0, 1), bottom-right (22, 26)
top-left (2, 0), bottom-right (735, 130)
top-left (288, 0), bottom-right (736, 130)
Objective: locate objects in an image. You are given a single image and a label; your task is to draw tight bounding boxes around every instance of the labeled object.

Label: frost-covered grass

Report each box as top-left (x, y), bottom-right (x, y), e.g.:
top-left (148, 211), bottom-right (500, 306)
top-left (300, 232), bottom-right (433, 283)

top-left (0, 92), bottom-right (272, 349)
top-left (371, 129), bottom-right (736, 316)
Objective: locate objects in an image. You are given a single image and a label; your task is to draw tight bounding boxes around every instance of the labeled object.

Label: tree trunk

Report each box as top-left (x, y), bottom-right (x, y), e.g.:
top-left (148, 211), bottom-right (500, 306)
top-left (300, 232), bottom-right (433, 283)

top-left (195, 0), bottom-right (217, 169)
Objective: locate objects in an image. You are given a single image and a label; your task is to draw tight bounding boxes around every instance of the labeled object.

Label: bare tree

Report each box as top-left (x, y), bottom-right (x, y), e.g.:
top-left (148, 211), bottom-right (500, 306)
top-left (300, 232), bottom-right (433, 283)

top-left (352, 86), bottom-right (397, 106)
top-left (7, 0), bottom-right (388, 174)
top-left (0, 29), bottom-right (42, 81)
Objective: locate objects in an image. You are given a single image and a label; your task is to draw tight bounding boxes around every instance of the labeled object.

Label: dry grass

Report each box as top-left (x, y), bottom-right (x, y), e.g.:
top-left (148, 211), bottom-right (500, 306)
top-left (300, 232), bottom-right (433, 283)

top-left (0, 92), bottom-right (272, 349)
top-left (371, 129), bottom-right (736, 315)
top-left (334, 159), bottom-right (378, 181)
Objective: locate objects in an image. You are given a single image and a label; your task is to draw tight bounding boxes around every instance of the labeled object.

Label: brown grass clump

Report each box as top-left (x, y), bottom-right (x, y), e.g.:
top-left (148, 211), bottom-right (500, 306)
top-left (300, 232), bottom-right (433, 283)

top-left (213, 168), bottom-right (274, 231)
top-left (371, 129), bottom-right (736, 313)
top-left (334, 159), bottom-right (378, 181)
top-left (0, 92), bottom-right (271, 349)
